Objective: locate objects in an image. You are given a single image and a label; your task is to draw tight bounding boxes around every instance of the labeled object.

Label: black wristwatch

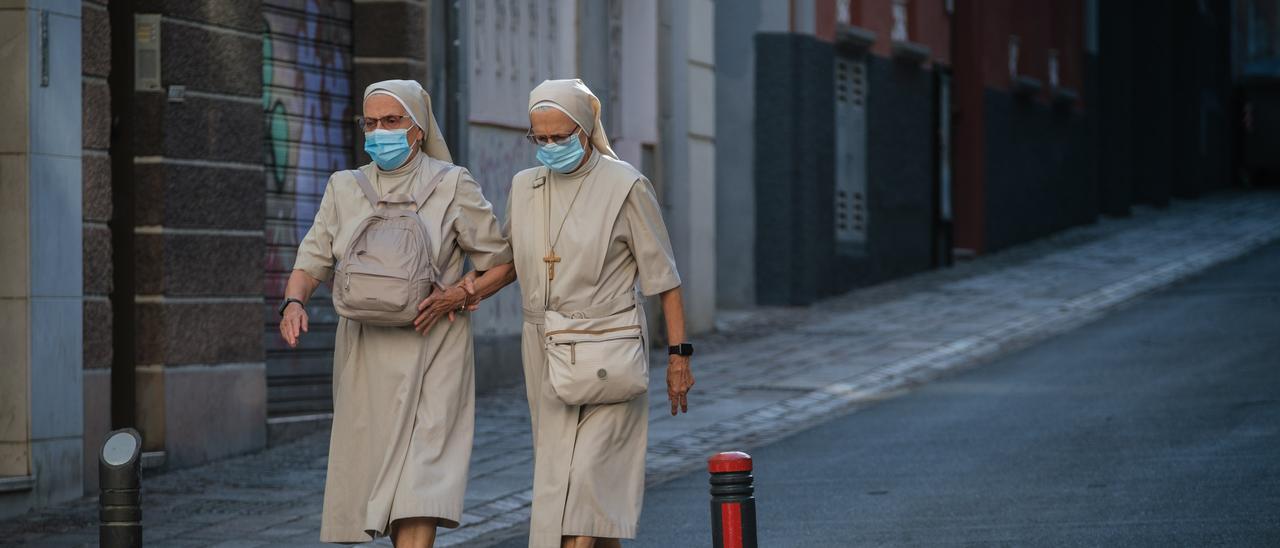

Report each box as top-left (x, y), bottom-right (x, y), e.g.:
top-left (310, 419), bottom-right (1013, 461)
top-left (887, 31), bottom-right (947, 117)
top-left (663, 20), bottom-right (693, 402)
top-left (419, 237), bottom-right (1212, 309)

top-left (668, 343), bottom-right (694, 357)
top-left (278, 297), bottom-right (305, 316)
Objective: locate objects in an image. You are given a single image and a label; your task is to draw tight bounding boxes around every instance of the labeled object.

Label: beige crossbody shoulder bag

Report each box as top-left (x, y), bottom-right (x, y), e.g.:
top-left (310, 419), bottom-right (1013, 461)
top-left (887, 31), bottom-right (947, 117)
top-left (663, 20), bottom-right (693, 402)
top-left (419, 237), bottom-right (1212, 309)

top-left (539, 168), bottom-right (649, 406)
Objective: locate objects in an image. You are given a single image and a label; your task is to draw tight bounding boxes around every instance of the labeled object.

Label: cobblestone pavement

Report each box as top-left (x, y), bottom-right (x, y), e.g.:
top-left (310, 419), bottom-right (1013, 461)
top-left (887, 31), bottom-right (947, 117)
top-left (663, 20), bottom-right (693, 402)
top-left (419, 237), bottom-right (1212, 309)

top-left (2, 191), bottom-right (1278, 547)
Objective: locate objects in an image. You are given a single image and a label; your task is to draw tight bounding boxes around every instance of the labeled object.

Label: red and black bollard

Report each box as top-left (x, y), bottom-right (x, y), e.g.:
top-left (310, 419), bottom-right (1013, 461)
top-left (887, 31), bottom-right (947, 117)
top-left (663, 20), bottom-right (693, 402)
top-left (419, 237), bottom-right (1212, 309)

top-left (708, 451), bottom-right (758, 548)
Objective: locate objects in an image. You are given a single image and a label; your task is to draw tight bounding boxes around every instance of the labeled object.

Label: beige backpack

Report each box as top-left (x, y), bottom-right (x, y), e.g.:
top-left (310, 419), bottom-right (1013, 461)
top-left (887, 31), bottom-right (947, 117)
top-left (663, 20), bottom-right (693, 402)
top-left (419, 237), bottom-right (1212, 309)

top-left (332, 166), bottom-right (456, 327)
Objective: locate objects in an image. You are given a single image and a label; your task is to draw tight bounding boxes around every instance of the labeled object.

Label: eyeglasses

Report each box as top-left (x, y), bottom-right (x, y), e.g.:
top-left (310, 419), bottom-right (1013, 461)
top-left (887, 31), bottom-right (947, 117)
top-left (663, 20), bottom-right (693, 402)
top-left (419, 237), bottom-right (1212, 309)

top-left (358, 115), bottom-right (413, 132)
top-left (525, 128), bottom-right (581, 146)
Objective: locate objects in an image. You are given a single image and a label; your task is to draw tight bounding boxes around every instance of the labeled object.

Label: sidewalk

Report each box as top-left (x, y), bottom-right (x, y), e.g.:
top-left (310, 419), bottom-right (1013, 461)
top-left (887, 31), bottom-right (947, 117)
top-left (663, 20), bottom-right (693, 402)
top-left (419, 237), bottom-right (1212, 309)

top-left (3, 191), bottom-right (1278, 547)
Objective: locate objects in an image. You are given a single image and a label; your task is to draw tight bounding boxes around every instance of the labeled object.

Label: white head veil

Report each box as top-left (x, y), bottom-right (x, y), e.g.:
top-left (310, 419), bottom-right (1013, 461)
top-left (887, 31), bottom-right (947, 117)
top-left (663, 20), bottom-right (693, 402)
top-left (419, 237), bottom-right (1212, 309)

top-left (363, 79), bottom-right (453, 162)
top-left (527, 79), bottom-right (618, 159)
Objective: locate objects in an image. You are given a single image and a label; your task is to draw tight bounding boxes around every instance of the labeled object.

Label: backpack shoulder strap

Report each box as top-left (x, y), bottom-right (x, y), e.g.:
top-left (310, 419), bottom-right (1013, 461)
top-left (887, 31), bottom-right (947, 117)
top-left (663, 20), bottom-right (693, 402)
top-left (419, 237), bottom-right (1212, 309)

top-left (412, 164), bottom-right (458, 211)
top-left (349, 169), bottom-right (380, 208)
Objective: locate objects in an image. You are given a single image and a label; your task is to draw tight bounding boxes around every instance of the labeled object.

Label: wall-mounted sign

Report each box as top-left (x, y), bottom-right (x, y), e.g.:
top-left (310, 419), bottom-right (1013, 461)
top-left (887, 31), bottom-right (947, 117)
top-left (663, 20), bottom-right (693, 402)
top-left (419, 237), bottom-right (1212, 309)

top-left (134, 14), bottom-right (161, 91)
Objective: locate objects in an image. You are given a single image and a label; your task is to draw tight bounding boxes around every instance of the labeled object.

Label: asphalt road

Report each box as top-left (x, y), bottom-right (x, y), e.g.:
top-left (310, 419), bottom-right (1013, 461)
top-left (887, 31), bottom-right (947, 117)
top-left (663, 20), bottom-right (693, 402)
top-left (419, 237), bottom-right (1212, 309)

top-left (498, 241), bottom-right (1280, 547)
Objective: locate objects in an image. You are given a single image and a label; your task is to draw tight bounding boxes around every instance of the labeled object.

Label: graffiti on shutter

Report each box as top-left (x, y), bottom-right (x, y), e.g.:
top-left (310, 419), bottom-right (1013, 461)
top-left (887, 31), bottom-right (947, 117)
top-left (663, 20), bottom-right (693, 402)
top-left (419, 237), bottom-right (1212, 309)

top-left (263, 0), bottom-right (354, 417)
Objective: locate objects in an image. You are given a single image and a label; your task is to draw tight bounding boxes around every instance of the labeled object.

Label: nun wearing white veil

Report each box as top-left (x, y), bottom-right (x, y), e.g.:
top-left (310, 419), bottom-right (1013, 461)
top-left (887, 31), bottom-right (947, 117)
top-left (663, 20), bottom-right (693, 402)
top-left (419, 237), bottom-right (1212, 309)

top-left (279, 79), bottom-right (514, 546)
top-left (461, 79), bottom-right (697, 548)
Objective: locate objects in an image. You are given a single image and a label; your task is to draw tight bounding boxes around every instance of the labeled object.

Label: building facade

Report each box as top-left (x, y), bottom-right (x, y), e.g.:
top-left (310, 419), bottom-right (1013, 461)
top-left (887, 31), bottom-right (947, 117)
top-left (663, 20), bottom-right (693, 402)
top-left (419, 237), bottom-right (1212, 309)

top-left (1, 0), bottom-right (715, 517)
top-left (715, 0), bottom-right (1236, 308)
top-left (1, 0), bottom-right (86, 517)
top-left (717, 0), bottom-right (955, 307)
top-left (1, 0), bottom-right (1249, 518)
top-left (1232, 0), bottom-right (1280, 183)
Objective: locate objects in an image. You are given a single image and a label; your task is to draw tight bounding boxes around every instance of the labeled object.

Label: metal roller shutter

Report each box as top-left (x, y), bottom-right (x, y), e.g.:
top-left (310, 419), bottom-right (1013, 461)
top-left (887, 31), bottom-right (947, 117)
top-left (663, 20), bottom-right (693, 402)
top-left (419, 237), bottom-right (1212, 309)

top-left (262, 0), bottom-right (354, 417)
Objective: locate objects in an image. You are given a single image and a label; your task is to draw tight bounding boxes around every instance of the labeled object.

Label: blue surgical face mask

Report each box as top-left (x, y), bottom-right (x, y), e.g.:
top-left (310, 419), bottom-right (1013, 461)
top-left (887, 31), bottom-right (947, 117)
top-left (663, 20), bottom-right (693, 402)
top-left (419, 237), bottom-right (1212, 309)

top-left (536, 132), bottom-right (586, 174)
top-left (364, 128), bottom-right (415, 170)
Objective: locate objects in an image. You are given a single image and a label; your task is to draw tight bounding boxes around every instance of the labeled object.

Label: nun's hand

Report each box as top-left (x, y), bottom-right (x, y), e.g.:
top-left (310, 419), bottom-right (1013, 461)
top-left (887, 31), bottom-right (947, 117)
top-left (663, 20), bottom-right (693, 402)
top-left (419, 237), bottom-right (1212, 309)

top-left (460, 274), bottom-right (480, 312)
top-left (415, 285), bottom-right (467, 335)
top-left (278, 302), bottom-right (308, 348)
top-left (667, 355), bottom-right (694, 415)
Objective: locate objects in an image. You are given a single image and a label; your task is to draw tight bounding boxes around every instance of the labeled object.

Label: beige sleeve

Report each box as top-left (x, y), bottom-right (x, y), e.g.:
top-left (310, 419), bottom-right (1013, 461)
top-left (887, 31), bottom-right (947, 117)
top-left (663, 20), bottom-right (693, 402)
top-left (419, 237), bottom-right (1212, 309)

top-left (293, 174), bottom-right (339, 282)
top-left (501, 182), bottom-right (513, 240)
top-left (622, 177), bottom-right (682, 296)
top-left (452, 169), bottom-right (514, 271)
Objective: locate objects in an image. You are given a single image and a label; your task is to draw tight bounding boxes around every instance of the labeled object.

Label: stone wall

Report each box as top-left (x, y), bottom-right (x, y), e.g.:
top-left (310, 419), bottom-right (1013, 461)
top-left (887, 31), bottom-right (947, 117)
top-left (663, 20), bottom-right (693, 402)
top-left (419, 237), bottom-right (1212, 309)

top-left (130, 0), bottom-right (267, 468)
top-left (81, 0), bottom-right (112, 493)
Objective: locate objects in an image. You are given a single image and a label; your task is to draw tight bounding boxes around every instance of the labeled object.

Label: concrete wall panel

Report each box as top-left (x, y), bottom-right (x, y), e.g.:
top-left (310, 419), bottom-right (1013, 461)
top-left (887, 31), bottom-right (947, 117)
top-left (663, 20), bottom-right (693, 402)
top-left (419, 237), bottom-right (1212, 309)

top-left (468, 0), bottom-right (573, 128)
top-left (465, 125), bottom-right (530, 343)
top-left (25, 437), bottom-right (81, 512)
top-left (28, 155), bottom-right (83, 298)
top-left (753, 33), bottom-right (833, 306)
top-left (0, 9), bottom-right (28, 155)
top-left (462, 0), bottom-right (582, 367)
top-left (714, 0), bottom-right (760, 308)
top-left (161, 363), bottom-right (266, 467)
top-left (0, 297), bottom-right (30, 452)
top-left (81, 368), bottom-right (110, 492)
top-left (27, 9), bottom-right (81, 158)
top-left (834, 55), bottom-right (936, 290)
top-left (28, 298), bottom-right (83, 440)
top-left (0, 156), bottom-right (29, 299)
top-left (983, 90), bottom-right (1093, 252)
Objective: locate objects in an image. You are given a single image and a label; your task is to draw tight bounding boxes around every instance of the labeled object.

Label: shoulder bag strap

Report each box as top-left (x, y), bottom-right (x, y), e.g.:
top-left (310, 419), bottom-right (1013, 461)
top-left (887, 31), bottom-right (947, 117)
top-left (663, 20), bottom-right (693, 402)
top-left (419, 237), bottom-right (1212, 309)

top-left (349, 169), bottom-right (380, 208)
top-left (538, 167), bottom-right (552, 311)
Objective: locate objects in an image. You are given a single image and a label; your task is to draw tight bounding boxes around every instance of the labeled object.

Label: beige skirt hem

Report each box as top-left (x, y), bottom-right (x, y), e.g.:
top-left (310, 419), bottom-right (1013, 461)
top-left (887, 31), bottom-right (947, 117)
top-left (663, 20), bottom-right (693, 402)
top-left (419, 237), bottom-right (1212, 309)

top-left (319, 503), bottom-right (464, 544)
top-left (561, 519), bottom-right (638, 540)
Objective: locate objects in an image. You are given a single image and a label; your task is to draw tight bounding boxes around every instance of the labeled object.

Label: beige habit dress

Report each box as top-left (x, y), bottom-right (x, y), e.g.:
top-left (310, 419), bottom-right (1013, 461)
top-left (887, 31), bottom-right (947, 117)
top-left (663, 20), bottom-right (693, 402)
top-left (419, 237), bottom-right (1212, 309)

top-left (293, 80), bottom-right (512, 543)
top-left (506, 79), bottom-right (682, 546)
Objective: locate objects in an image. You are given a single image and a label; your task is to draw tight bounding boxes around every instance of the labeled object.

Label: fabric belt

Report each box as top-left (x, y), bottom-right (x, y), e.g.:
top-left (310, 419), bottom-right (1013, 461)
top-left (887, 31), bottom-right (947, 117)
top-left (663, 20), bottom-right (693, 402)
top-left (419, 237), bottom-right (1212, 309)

top-left (523, 289), bottom-right (639, 325)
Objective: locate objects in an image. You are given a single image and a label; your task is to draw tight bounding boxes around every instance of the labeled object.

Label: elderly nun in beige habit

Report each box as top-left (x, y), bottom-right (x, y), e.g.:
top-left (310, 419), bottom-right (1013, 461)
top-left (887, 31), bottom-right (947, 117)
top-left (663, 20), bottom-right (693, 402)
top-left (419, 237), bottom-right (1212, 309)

top-left (463, 79), bottom-right (697, 548)
top-left (278, 79), bottom-right (514, 546)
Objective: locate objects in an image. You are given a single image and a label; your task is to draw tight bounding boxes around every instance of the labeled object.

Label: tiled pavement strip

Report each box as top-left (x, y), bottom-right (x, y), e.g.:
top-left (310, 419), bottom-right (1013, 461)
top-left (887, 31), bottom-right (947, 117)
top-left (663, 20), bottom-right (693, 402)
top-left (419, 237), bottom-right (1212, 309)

top-left (3, 192), bottom-right (1278, 547)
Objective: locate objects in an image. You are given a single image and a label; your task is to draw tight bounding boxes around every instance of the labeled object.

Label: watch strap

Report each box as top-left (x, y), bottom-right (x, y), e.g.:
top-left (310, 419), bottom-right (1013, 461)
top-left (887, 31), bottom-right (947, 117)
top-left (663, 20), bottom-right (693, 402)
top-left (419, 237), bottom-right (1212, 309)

top-left (668, 343), bottom-right (694, 356)
top-left (279, 297), bottom-right (305, 316)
